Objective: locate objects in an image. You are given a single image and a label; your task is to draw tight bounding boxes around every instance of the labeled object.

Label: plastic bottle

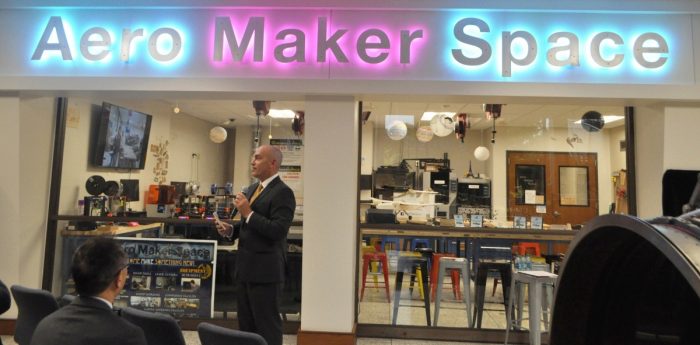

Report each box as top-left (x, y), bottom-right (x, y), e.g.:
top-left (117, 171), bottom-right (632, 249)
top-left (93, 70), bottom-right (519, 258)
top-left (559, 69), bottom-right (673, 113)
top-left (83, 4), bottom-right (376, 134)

top-left (515, 255), bottom-right (522, 271)
top-left (525, 254), bottom-right (532, 270)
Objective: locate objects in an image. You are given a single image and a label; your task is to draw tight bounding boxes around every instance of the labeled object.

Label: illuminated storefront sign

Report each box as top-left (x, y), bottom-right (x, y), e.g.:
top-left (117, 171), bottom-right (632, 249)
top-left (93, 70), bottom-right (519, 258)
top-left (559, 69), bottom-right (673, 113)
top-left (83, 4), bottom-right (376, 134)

top-left (6, 9), bottom-right (693, 83)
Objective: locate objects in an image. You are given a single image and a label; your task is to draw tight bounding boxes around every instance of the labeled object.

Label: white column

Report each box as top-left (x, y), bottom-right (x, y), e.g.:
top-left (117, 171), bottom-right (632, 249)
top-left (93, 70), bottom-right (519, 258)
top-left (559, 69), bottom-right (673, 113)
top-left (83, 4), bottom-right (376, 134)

top-left (634, 106), bottom-right (665, 217)
top-left (0, 97), bottom-right (22, 318)
top-left (300, 96), bottom-right (358, 333)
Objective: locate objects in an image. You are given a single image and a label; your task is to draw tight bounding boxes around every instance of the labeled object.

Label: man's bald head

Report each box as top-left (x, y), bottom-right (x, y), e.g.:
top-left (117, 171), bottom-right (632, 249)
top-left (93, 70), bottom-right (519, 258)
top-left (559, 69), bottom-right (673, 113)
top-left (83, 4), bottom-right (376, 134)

top-left (260, 145), bottom-right (283, 170)
top-left (252, 145), bottom-right (283, 180)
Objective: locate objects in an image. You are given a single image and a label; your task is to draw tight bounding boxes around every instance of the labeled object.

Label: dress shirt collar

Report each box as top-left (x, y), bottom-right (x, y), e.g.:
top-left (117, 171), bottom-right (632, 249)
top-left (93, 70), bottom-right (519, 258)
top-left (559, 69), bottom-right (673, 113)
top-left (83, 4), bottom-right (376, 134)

top-left (88, 296), bottom-right (113, 309)
top-left (258, 173), bottom-right (279, 190)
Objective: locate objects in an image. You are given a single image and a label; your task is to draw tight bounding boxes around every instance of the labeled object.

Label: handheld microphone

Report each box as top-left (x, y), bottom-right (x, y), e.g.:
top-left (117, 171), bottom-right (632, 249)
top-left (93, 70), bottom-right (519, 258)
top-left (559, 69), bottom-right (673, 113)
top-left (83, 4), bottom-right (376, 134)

top-left (227, 186), bottom-right (249, 219)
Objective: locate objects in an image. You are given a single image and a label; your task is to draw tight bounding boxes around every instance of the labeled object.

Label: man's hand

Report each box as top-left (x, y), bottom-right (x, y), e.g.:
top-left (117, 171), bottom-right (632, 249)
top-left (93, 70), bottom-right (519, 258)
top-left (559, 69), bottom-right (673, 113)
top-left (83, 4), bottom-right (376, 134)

top-left (215, 220), bottom-right (233, 238)
top-left (233, 192), bottom-right (253, 218)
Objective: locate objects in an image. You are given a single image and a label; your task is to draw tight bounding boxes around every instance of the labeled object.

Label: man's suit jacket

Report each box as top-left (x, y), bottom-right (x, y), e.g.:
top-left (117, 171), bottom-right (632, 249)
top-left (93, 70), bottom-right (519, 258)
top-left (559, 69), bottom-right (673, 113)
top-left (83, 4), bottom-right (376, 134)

top-left (30, 296), bottom-right (147, 345)
top-left (232, 176), bottom-right (296, 283)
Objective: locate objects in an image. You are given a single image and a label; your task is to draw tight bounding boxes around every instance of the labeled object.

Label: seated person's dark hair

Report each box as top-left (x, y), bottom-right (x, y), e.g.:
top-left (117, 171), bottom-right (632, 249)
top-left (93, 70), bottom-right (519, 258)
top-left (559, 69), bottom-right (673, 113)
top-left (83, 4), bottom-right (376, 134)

top-left (72, 237), bottom-right (128, 297)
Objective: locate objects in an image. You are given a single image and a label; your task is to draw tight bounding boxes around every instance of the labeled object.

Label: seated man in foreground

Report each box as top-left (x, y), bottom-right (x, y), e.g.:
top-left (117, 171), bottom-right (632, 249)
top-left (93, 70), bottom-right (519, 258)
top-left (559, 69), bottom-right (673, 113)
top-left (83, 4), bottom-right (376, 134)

top-left (31, 237), bottom-right (147, 345)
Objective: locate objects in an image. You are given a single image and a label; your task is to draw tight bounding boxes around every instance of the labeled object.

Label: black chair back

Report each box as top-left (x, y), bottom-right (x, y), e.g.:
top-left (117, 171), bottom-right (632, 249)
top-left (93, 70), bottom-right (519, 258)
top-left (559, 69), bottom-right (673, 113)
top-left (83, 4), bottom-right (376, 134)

top-left (0, 280), bottom-right (10, 345)
top-left (10, 285), bottom-right (59, 345)
top-left (121, 307), bottom-right (186, 345)
top-left (0, 280), bottom-right (10, 316)
top-left (198, 322), bottom-right (267, 345)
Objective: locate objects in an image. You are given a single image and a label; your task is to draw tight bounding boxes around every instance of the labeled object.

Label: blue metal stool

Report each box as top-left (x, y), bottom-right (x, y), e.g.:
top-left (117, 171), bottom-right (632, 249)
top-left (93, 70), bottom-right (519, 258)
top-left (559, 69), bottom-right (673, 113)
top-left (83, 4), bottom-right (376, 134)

top-left (410, 238), bottom-right (432, 251)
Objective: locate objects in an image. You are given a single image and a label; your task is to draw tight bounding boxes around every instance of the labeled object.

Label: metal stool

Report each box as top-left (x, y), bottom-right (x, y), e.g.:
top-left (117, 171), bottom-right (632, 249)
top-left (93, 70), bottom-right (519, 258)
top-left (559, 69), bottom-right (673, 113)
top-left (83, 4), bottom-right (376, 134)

top-left (430, 253), bottom-right (461, 300)
top-left (473, 260), bottom-right (512, 328)
top-left (392, 255), bottom-right (431, 326)
top-left (382, 237), bottom-right (401, 251)
top-left (410, 238), bottom-right (432, 250)
top-left (516, 242), bottom-right (542, 256)
top-left (433, 257), bottom-right (473, 327)
top-left (504, 270), bottom-right (557, 345)
top-left (360, 252), bottom-right (391, 302)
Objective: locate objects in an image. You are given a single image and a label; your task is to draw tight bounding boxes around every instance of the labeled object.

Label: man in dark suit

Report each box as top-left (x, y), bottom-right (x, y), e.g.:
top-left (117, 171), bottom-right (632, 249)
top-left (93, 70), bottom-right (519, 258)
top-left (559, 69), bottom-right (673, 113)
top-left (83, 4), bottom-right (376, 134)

top-left (216, 144), bottom-right (296, 345)
top-left (30, 238), bottom-right (147, 345)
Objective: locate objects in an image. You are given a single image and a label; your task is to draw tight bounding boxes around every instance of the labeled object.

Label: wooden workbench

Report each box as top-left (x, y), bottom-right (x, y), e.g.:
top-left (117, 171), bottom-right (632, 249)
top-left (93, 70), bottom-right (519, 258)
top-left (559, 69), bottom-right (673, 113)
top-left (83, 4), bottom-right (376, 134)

top-left (60, 222), bottom-right (164, 237)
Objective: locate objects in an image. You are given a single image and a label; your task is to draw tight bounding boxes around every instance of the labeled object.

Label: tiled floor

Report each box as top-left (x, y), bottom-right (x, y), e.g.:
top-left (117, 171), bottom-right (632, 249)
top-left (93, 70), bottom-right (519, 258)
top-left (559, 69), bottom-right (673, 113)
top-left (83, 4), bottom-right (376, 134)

top-left (2, 334), bottom-right (495, 345)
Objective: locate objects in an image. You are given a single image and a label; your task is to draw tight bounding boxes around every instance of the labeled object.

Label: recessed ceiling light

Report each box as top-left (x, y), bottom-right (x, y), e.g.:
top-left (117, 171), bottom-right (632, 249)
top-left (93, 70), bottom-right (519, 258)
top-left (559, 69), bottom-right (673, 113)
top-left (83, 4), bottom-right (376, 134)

top-left (268, 109), bottom-right (296, 118)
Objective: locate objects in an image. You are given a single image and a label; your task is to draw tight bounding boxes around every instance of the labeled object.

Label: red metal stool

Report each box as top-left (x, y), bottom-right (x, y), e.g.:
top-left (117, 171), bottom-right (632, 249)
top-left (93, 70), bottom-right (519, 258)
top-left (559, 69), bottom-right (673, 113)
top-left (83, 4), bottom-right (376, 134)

top-left (430, 253), bottom-right (461, 300)
top-left (517, 242), bottom-right (542, 256)
top-left (361, 252), bottom-right (391, 302)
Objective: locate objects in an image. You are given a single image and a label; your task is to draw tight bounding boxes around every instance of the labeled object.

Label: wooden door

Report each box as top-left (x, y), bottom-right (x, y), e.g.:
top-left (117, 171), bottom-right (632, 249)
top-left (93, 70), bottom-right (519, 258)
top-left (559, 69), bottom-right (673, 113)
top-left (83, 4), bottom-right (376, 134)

top-left (507, 151), bottom-right (598, 226)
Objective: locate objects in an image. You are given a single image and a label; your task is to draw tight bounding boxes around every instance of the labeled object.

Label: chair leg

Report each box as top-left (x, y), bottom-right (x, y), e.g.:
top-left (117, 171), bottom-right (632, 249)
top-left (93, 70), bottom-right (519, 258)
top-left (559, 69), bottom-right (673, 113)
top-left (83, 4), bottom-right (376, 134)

top-left (381, 255), bottom-right (391, 302)
top-left (420, 261), bottom-right (431, 326)
top-left (360, 256), bottom-right (369, 300)
top-left (409, 266), bottom-right (416, 297)
top-left (416, 267), bottom-right (425, 299)
top-left (433, 266), bottom-right (445, 326)
top-left (504, 278), bottom-right (518, 345)
top-left (492, 278), bottom-right (500, 296)
top-left (452, 269), bottom-right (461, 299)
top-left (461, 265), bottom-right (472, 328)
top-left (529, 281), bottom-right (543, 345)
top-left (371, 260), bottom-right (379, 287)
top-left (392, 271), bottom-right (404, 325)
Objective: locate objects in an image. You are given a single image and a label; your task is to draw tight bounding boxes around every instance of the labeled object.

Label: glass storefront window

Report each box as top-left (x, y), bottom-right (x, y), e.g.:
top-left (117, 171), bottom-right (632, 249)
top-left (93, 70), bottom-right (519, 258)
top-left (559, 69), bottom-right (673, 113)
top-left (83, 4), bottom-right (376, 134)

top-left (359, 102), bottom-right (627, 333)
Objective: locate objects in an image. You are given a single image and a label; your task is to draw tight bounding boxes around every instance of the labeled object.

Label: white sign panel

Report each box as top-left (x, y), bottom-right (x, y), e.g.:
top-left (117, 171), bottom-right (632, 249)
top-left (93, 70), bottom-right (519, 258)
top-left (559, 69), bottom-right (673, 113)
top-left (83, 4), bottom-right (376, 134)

top-left (0, 8), bottom-right (693, 84)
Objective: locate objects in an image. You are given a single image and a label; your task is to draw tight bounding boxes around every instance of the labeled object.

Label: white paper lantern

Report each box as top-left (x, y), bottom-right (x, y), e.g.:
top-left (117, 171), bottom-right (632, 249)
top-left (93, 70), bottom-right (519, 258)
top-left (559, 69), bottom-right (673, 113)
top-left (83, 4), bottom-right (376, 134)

top-left (386, 120), bottom-right (407, 140)
top-left (416, 126), bottom-right (434, 143)
top-left (474, 146), bottom-right (490, 161)
top-left (430, 114), bottom-right (454, 137)
top-left (209, 126), bottom-right (228, 143)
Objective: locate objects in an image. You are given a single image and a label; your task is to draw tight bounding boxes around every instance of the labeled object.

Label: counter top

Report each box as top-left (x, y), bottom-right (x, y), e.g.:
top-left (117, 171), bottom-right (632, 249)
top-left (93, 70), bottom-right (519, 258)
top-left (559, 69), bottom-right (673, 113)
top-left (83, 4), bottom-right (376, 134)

top-left (60, 222), bottom-right (163, 237)
top-left (54, 215), bottom-right (302, 227)
top-left (361, 223), bottom-right (577, 241)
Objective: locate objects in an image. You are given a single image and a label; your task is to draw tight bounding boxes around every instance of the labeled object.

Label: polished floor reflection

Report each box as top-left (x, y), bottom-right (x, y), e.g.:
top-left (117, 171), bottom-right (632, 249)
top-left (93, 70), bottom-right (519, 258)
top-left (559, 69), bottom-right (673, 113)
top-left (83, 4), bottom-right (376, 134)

top-left (359, 273), bottom-right (509, 329)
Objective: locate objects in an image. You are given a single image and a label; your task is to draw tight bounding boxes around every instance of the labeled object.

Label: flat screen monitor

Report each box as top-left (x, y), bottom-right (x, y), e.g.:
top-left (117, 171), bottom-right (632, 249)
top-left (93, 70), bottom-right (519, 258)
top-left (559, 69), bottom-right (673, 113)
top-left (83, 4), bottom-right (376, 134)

top-left (92, 102), bottom-right (152, 169)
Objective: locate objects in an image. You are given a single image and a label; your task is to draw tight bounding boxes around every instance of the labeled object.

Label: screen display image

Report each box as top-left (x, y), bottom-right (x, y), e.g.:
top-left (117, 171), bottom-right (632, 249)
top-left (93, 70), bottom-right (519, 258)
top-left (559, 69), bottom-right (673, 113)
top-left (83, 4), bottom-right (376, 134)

top-left (93, 102), bottom-right (152, 169)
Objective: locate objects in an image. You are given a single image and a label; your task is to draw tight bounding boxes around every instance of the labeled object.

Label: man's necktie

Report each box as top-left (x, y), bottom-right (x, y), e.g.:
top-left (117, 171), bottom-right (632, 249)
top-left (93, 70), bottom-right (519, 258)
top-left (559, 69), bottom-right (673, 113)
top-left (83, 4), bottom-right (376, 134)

top-left (249, 184), bottom-right (263, 204)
